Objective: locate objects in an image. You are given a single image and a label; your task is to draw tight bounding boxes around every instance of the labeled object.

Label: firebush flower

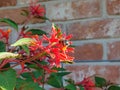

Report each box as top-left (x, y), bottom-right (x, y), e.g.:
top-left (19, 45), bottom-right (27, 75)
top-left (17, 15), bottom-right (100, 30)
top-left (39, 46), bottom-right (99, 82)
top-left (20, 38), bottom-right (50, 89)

top-left (76, 77), bottom-right (95, 90)
top-left (42, 24), bottom-right (74, 67)
top-left (28, 24), bottom-right (74, 68)
top-left (29, 1), bottom-right (45, 17)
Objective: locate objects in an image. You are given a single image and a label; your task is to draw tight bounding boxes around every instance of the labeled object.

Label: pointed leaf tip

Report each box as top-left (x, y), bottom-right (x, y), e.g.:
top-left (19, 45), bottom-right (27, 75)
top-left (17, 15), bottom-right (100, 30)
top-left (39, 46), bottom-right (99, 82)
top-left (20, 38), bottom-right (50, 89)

top-left (0, 52), bottom-right (20, 60)
top-left (11, 38), bottom-right (34, 47)
top-left (0, 18), bottom-right (18, 31)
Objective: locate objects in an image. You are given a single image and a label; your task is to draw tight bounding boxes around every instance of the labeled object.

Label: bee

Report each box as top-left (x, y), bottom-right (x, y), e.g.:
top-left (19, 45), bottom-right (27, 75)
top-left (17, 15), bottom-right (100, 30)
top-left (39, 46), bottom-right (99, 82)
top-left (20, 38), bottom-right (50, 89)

top-left (59, 39), bottom-right (70, 47)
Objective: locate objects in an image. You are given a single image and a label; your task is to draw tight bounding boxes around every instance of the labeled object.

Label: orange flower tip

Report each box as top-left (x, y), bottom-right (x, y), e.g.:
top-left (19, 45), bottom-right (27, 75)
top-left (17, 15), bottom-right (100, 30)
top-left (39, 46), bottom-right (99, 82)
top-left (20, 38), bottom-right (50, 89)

top-left (7, 29), bottom-right (11, 33)
top-left (31, 41), bottom-right (36, 45)
top-left (62, 46), bottom-right (67, 51)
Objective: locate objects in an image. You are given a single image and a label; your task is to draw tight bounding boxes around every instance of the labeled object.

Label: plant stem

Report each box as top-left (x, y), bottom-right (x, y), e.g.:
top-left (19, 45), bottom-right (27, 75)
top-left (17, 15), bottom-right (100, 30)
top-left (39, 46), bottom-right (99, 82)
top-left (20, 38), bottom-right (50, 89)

top-left (0, 52), bottom-right (46, 71)
top-left (42, 69), bottom-right (46, 89)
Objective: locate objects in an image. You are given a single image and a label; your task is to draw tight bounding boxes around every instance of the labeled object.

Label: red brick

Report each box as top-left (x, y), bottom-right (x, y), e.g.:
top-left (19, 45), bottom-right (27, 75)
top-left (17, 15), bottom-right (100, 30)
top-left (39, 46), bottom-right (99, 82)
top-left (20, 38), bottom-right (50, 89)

top-left (73, 43), bottom-right (103, 60)
top-left (64, 64), bottom-right (120, 84)
top-left (17, 0), bottom-right (31, 5)
top-left (66, 19), bottom-right (120, 40)
top-left (0, 0), bottom-right (16, 7)
top-left (108, 41), bottom-right (120, 60)
top-left (107, 0), bottom-right (120, 15)
top-left (46, 0), bottom-right (101, 21)
top-left (0, 7), bottom-right (44, 25)
top-left (17, 0), bottom-right (51, 4)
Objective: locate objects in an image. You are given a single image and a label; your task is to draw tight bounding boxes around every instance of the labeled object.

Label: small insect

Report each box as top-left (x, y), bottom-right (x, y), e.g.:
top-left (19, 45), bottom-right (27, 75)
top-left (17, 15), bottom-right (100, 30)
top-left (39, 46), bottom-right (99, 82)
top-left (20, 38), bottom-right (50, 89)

top-left (59, 39), bottom-right (70, 47)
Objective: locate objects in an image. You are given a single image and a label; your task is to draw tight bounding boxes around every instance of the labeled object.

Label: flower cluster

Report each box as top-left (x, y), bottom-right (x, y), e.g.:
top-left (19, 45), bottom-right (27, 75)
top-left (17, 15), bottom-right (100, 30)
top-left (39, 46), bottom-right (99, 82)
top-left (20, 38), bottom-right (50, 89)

top-left (18, 24), bottom-right (74, 73)
top-left (29, 0), bottom-right (45, 17)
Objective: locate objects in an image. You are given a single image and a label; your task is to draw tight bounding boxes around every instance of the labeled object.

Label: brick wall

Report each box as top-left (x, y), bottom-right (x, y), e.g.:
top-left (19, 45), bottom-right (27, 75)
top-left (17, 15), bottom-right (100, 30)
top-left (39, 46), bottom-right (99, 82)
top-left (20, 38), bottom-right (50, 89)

top-left (0, 0), bottom-right (120, 87)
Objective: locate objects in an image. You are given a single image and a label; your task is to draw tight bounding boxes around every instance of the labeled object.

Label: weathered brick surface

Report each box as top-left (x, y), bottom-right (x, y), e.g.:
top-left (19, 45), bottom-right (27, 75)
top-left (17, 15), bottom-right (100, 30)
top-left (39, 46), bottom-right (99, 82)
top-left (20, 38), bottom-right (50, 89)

top-left (73, 43), bottom-right (103, 60)
top-left (64, 63), bottom-right (120, 84)
top-left (67, 19), bottom-right (120, 40)
top-left (17, 0), bottom-right (51, 5)
top-left (46, 0), bottom-right (101, 21)
top-left (17, 0), bottom-right (31, 5)
top-left (50, 63), bottom-right (120, 90)
top-left (108, 41), bottom-right (120, 60)
top-left (107, 0), bottom-right (120, 15)
top-left (31, 24), bottom-right (64, 33)
top-left (0, 7), bottom-right (44, 25)
top-left (0, 0), bottom-right (16, 7)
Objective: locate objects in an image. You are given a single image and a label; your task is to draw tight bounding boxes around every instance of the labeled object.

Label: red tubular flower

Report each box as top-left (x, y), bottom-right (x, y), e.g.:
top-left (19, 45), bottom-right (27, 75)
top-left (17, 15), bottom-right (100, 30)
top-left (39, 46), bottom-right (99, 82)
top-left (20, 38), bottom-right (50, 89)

top-left (29, 35), bottom-right (43, 51)
top-left (29, 1), bottom-right (45, 17)
top-left (0, 29), bottom-right (11, 43)
top-left (76, 77), bottom-right (95, 90)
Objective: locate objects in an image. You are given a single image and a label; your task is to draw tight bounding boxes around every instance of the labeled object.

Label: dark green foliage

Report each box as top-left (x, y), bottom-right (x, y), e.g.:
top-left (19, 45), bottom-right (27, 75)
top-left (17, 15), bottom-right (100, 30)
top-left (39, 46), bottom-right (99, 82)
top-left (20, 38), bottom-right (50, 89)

top-left (65, 84), bottom-right (77, 90)
top-left (47, 71), bottom-right (71, 88)
top-left (16, 78), bottom-right (44, 90)
top-left (95, 76), bottom-right (107, 87)
top-left (108, 85), bottom-right (120, 90)
top-left (21, 45), bottom-right (30, 55)
top-left (0, 69), bottom-right (16, 90)
top-left (0, 41), bottom-right (6, 52)
top-left (27, 29), bottom-right (47, 35)
top-left (0, 18), bottom-right (18, 30)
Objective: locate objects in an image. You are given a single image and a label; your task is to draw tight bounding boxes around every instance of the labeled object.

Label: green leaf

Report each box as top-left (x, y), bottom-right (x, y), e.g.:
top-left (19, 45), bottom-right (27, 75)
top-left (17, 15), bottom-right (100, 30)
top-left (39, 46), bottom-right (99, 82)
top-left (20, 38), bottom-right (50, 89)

top-left (108, 85), bottom-right (120, 90)
top-left (16, 78), bottom-right (44, 90)
top-left (65, 78), bottom-right (75, 85)
top-left (47, 71), bottom-right (71, 88)
top-left (36, 16), bottom-right (49, 20)
top-left (78, 86), bottom-right (84, 90)
top-left (0, 52), bottom-right (20, 60)
top-left (21, 73), bottom-right (32, 81)
top-left (27, 64), bottom-right (39, 69)
top-left (65, 84), bottom-right (77, 90)
top-left (27, 29), bottom-right (47, 35)
top-left (1, 63), bottom-right (10, 69)
top-left (0, 41), bottom-right (6, 52)
top-left (21, 70), bottom-right (44, 81)
top-left (33, 71), bottom-right (43, 78)
top-left (95, 76), bottom-right (107, 87)
top-left (56, 72), bottom-right (71, 77)
top-left (52, 67), bottom-right (66, 71)
top-left (47, 73), bottom-right (63, 88)
top-left (21, 45), bottom-right (30, 55)
top-left (39, 61), bottom-right (48, 65)
top-left (0, 18), bottom-right (18, 31)
top-left (0, 69), bottom-right (16, 90)
top-left (11, 38), bottom-right (34, 46)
